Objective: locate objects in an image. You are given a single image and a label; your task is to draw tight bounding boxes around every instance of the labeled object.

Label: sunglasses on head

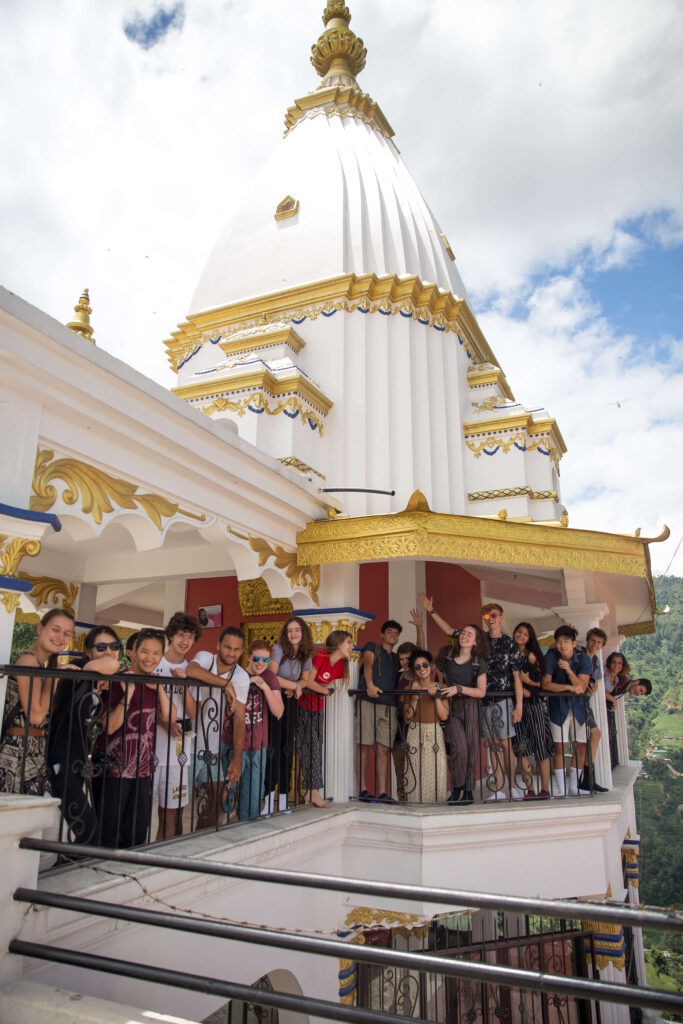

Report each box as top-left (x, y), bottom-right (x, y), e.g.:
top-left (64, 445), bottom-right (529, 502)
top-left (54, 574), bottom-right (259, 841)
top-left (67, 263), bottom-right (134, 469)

top-left (137, 629), bottom-right (166, 642)
top-left (414, 660), bottom-right (431, 670)
top-left (93, 641), bottom-right (121, 653)
top-left (252, 655), bottom-right (270, 664)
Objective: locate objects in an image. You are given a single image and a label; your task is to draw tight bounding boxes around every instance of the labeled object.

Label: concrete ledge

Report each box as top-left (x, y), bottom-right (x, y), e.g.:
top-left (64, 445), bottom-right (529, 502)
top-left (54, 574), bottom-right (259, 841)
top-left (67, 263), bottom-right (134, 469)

top-left (0, 979), bottom-right (200, 1023)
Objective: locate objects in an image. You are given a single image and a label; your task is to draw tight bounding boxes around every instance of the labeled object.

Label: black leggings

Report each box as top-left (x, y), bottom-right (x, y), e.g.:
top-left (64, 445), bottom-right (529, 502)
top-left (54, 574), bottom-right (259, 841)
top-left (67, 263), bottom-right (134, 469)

top-left (265, 698), bottom-right (297, 796)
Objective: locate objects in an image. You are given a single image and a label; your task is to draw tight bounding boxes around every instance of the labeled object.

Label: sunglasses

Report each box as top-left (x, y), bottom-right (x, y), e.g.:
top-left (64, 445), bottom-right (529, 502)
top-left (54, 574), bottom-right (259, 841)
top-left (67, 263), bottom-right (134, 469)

top-left (414, 661), bottom-right (431, 670)
top-left (136, 629), bottom-right (166, 643)
top-left (93, 641), bottom-right (121, 653)
top-left (252, 655), bottom-right (270, 664)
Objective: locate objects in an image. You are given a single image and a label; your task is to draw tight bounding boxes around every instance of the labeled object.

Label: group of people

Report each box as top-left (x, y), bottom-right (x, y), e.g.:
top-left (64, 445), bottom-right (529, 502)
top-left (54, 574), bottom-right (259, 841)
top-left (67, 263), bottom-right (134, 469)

top-left (0, 597), bottom-right (652, 845)
top-left (0, 609), bottom-right (354, 847)
top-left (355, 597), bottom-right (651, 805)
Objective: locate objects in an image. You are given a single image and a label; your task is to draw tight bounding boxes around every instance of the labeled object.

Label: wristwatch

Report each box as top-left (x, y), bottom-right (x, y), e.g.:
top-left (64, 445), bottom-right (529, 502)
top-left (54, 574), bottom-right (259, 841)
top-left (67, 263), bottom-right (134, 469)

top-left (456, 685), bottom-right (463, 694)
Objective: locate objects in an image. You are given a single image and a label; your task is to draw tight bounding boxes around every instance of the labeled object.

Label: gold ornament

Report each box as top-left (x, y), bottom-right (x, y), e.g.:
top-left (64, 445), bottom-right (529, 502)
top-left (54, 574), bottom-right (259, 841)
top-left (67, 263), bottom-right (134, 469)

top-left (238, 578), bottom-right (293, 617)
top-left (30, 448), bottom-right (206, 529)
top-left (17, 573), bottom-right (79, 614)
top-left (0, 591), bottom-right (21, 613)
top-left (228, 528), bottom-right (321, 606)
top-left (0, 535), bottom-right (41, 576)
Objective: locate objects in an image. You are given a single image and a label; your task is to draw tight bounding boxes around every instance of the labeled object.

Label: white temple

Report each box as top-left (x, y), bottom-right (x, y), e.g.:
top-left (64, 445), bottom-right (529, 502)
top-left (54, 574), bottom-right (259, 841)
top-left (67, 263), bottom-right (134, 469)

top-left (0, 3), bottom-right (671, 1021)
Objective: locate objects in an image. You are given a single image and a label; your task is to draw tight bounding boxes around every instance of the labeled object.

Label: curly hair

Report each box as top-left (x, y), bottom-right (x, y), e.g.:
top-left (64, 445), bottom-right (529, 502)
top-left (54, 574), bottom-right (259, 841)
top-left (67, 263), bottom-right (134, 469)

top-left (278, 616), bottom-right (314, 664)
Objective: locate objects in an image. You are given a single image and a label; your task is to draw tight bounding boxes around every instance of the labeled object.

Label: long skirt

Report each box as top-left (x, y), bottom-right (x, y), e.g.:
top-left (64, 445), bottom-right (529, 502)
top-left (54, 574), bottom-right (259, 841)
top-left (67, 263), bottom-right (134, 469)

top-left (296, 707), bottom-right (324, 791)
top-left (512, 700), bottom-right (554, 761)
top-left (404, 721), bottom-right (448, 804)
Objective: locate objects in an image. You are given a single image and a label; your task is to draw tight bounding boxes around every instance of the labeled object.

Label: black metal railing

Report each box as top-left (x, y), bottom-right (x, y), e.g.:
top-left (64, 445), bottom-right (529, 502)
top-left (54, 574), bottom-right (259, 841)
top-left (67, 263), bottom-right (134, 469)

top-left (0, 664), bottom-right (330, 849)
top-left (12, 836), bottom-right (683, 1022)
top-left (353, 688), bottom-right (609, 804)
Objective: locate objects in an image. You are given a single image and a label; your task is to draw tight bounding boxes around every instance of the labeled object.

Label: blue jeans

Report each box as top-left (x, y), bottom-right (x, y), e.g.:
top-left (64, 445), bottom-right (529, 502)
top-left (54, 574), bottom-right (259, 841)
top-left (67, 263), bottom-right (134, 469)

top-left (238, 748), bottom-right (267, 820)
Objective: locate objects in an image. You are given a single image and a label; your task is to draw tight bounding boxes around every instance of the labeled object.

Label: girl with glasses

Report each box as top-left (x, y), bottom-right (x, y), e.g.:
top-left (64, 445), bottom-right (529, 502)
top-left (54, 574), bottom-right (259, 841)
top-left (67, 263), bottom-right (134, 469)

top-left (297, 630), bottom-right (353, 809)
top-left (401, 650), bottom-right (449, 804)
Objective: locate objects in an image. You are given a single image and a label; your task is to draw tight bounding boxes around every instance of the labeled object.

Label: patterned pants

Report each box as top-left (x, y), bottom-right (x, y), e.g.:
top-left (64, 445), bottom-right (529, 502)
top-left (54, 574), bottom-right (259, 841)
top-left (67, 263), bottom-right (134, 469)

top-left (296, 707), bottom-right (324, 790)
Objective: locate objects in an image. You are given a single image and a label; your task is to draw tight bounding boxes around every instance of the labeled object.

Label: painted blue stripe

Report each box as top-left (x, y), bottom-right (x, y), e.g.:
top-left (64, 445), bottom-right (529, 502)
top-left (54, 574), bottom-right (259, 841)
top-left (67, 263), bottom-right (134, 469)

top-left (483, 447), bottom-right (500, 456)
top-left (177, 345), bottom-right (201, 370)
top-left (513, 442), bottom-right (527, 453)
top-left (293, 607), bottom-right (375, 619)
top-left (0, 576), bottom-right (33, 593)
top-left (322, 309), bottom-right (337, 318)
top-left (399, 309), bottom-right (412, 318)
top-left (292, 316), bottom-right (307, 324)
top-left (0, 503), bottom-right (62, 533)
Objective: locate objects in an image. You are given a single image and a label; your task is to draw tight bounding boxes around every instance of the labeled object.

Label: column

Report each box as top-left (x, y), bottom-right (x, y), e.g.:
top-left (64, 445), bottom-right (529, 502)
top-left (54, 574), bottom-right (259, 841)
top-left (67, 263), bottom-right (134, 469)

top-left (294, 609), bottom-right (373, 802)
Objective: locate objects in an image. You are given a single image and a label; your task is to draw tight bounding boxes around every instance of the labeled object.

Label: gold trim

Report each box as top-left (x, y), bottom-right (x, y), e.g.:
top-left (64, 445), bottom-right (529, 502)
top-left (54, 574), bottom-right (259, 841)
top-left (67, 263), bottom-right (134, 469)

top-left (30, 448), bottom-right (207, 529)
top-left (464, 414), bottom-right (532, 435)
top-left (174, 367), bottom-right (333, 417)
top-left (218, 326), bottom-right (305, 360)
top-left (17, 573), bottom-right (79, 614)
top-left (468, 487), bottom-right (530, 502)
top-left (467, 363), bottom-right (515, 402)
top-left (164, 274), bottom-right (497, 371)
top-left (440, 233), bottom-right (455, 261)
top-left (296, 508), bottom-right (653, 582)
top-left (278, 456), bottom-right (326, 480)
top-left (465, 431), bottom-right (526, 458)
top-left (238, 578), bottom-right (293, 617)
top-left (15, 608), bottom-right (40, 625)
top-left (618, 620), bottom-right (655, 637)
top-left (274, 195), bottom-right (299, 221)
top-left (228, 528), bottom-right (320, 606)
top-left (0, 536), bottom-right (41, 577)
top-left (0, 591), bottom-right (21, 614)
top-left (200, 393), bottom-right (328, 435)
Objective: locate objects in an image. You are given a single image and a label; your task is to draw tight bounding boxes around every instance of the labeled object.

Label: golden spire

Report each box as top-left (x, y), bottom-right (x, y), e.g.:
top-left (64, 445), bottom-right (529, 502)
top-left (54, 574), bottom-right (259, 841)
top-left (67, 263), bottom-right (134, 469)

top-left (66, 288), bottom-right (96, 344)
top-left (311, 2), bottom-right (367, 87)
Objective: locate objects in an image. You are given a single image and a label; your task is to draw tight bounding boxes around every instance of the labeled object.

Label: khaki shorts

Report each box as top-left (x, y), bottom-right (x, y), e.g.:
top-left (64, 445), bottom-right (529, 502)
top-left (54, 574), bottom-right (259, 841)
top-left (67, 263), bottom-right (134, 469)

top-left (356, 702), bottom-right (397, 748)
top-left (481, 699), bottom-right (515, 740)
top-left (550, 713), bottom-right (587, 744)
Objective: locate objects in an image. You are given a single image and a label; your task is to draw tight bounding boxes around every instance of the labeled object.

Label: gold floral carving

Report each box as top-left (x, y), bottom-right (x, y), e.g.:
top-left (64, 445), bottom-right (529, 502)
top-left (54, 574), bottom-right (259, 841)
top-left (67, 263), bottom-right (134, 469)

top-left (0, 535), bottom-right (41, 576)
top-left (465, 431), bottom-right (526, 458)
top-left (238, 578), bottom-right (293, 617)
top-left (344, 906), bottom-right (430, 938)
top-left (200, 393), bottom-right (328, 435)
top-left (29, 449), bottom-right (206, 529)
top-left (228, 528), bottom-right (320, 606)
top-left (0, 591), bottom-right (21, 614)
top-left (243, 621), bottom-right (288, 658)
top-left (470, 395), bottom-right (503, 413)
top-left (17, 573), bottom-right (79, 614)
top-left (304, 618), bottom-right (368, 645)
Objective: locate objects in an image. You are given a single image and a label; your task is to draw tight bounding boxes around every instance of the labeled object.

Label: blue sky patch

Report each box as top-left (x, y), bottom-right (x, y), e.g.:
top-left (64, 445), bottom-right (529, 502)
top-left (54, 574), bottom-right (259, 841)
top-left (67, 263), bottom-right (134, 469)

top-left (124, 3), bottom-right (185, 50)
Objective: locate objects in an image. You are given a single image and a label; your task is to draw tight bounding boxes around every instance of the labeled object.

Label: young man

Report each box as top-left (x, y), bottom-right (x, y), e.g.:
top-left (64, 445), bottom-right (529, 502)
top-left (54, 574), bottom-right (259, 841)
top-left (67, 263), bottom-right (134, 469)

top-left (356, 620), bottom-right (402, 803)
top-left (613, 677), bottom-right (652, 698)
top-left (480, 603), bottom-right (524, 801)
top-left (578, 628), bottom-right (609, 794)
top-left (542, 625), bottom-right (592, 796)
top-left (186, 626), bottom-right (249, 828)
top-left (153, 612), bottom-right (202, 841)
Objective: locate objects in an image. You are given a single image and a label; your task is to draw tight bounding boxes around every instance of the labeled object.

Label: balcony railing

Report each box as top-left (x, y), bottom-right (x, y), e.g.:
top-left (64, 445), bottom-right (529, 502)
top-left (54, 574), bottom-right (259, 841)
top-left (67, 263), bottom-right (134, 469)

top-left (0, 666), bottom-right (620, 855)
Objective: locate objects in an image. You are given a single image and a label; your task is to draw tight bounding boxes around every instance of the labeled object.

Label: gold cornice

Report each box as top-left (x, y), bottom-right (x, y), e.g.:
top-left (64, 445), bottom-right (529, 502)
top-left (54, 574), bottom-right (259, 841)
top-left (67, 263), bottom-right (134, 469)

top-left (228, 528), bottom-right (320, 606)
top-left (619, 620), bottom-right (655, 637)
top-left (173, 367), bottom-right (333, 417)
top-left (165, 274), bottom-right (491, 371)
top-left (528, 417), bottom-right (568, 456)
top-left (296, 509), bottom-right (653, 581)
top-left (284, 85), bottom-right (393, 139)
top-left (464, 414), bottom-right (531, 435)
top-left (30, 448), bottom-right (207, 529)
top-left (238, 578), bottom-right (293, 617)
top-left (467, 365), bottom-right (515, 402)
top-left (217, 326), bottom-right (305, 360)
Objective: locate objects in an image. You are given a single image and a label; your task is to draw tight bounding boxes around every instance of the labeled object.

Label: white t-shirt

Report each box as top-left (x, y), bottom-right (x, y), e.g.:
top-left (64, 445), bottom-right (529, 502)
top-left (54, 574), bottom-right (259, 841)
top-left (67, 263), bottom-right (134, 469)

top-left (154, 655), bottom-right (193, 766)
top-left (190, 651), bottom-right (249, 756)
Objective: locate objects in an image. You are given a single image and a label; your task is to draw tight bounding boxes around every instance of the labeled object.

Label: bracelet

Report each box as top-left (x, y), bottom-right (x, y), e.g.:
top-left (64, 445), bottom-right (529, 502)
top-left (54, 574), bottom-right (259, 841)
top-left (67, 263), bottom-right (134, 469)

top-left (429, 608), bottom-right (436, 616)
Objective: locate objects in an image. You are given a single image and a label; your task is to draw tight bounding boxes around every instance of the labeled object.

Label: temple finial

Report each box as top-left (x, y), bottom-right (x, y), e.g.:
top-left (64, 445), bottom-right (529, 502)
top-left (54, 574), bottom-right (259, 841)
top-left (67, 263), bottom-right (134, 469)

top-left (311, 2), bottom-right (367, 88)
top-left (67, 288), bottom-right (96, 344)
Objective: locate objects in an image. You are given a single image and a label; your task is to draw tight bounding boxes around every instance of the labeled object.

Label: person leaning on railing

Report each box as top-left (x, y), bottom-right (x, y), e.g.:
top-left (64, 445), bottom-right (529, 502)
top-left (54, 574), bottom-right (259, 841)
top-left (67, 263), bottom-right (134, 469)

top-left (436, 624), bottom-right (488, 807)
top-left (48, 625), bottom-right (121, 842)
top-left (0, 608), bottom-right (75, 796)
top-left (401, 650), bottom-right (449, 804)
top-left (95, 629), bottom-right (175, 848)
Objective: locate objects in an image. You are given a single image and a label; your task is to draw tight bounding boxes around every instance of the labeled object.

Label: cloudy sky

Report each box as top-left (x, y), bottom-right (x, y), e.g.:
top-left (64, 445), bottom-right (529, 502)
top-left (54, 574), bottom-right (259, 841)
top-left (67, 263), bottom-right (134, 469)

top-left (1, 0), bottom-right (681, 576)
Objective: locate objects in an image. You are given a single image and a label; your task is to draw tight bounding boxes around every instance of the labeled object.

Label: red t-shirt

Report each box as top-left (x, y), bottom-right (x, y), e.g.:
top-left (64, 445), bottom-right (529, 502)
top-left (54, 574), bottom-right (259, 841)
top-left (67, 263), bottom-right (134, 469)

top-left (222, 668), bottom-right (280, 752)
top-left (298, 652), bottom-right (346, 712)
top-left (101, 682), bottom-right (158, 779)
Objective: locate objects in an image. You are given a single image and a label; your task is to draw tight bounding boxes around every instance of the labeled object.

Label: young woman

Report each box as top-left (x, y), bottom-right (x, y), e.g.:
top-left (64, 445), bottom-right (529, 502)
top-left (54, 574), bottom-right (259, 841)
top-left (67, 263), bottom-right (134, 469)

top-left (229, 640), bottom-right (283, 819)
top-left (48, 625), bottom-right (121, 842)
top-left (402, 650), bottom-right (449, 804)
top-left (392, 641), bottom-right (418, 801)
top-left (437, 625), bottom-right (488, 806)
top-left (264, 617), bottom-right (315, 813)
top-left (96, 629), bottom-right (175, 848)
top-left (0, 609), bottom-right (75, 795)
top-left (297, 630), bottom-right (353, 809)
top-left (604, 652), bottom-right (631, 769)
top-left (512, 622), bottom-right (553, 800)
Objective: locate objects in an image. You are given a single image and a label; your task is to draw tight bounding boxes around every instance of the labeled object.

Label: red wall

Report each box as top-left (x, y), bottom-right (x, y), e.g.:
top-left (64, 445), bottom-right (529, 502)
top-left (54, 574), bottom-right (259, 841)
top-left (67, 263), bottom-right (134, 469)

top-left (185, 576), bottom-right (242, 655)
top-left (358, 562), bottom-right (388, 644)
top-left (424, 563), bottom-right (482, 652)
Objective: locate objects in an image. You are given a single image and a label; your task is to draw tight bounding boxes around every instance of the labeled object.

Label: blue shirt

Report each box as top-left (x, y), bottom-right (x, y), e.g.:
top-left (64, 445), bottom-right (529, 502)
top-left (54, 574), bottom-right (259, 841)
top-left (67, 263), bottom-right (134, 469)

top-left (544, 648), bottom-right (592, 727)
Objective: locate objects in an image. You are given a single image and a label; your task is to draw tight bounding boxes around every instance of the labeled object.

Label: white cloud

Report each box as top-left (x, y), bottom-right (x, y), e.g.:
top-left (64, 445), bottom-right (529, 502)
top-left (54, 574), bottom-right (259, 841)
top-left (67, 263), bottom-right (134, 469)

top-left (1, 0), bottom-right (681, 573)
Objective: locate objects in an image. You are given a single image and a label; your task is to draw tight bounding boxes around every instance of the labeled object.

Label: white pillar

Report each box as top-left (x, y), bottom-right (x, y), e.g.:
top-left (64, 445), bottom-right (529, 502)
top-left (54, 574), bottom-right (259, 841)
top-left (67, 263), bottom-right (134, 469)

top-left (388, 561), bottom-right (425, 639)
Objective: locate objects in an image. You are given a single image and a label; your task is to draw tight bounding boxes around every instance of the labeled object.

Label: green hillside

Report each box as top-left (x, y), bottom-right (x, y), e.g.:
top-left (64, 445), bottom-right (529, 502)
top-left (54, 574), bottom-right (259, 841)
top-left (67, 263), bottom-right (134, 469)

top-left (623, 575), bottom-right (683, 955)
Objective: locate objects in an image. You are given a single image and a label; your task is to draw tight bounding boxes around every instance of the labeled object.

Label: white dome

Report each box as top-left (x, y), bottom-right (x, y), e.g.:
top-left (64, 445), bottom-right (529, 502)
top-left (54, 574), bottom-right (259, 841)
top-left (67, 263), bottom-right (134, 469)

top-left (190, 105), bottom-right (468, 315)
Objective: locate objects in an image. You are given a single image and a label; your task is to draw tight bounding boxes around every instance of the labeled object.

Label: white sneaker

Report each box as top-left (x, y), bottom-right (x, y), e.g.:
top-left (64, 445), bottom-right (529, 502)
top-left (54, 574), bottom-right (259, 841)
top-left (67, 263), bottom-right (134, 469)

top-left (486, 791), bottom-right (508, 802)
top-left (510, 787), bottom-right (525, 801)
top-left (568, 784), bottom-right (579, 797)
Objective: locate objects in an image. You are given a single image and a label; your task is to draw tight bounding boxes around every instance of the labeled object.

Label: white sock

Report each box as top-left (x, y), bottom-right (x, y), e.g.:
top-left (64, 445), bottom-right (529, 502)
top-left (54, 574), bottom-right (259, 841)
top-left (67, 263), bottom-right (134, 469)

top-left (261, 791), bottom-right (275, 816)
top-left (278, 792), bottom-right (288, 811)
top-left (568, 766), bottom-right (579, 795)
top-left (553, 768), bottom-right (567, 796)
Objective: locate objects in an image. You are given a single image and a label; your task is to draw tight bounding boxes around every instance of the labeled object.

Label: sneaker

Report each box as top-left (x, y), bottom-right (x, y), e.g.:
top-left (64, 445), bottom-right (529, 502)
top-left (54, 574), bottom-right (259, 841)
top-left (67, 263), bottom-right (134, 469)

top-left (537, 789), bottom-right (551, 800)
top-left (592, 781), bottom-right (609, 793)
top-left (510, 787), bottom-right (525, 801)
top-left (447, 787), bottom-right (464, 805)
top-left (376, 792), bottom-right (398, 805)
top-left (359, 790), bottom-right (372, 802)
top-left (486, 791), bottom-right (508, 802)
top-left (523, 788), bottom-right (537, 801)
